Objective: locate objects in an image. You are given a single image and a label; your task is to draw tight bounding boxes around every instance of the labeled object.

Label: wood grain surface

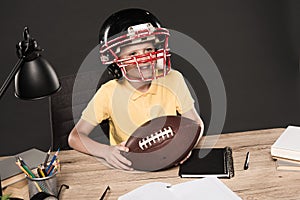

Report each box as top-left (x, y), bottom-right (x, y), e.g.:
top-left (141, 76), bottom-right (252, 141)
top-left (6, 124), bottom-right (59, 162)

top-left (4, 128), bottom-right (300, 200)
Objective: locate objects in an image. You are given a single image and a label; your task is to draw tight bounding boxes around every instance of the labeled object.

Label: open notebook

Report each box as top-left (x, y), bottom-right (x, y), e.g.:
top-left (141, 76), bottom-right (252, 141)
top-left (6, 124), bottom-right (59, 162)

top-left (118, 177), bottom-right (241, 200)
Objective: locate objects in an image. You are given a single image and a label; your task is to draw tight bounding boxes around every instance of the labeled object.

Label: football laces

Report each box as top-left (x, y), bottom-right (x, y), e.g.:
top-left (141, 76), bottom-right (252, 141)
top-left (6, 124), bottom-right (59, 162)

top-left (138, 126), bottom-right (174, 150)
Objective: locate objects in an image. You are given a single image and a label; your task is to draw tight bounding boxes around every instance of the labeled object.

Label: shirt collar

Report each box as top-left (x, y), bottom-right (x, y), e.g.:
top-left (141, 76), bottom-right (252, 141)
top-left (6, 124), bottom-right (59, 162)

top-left (123, 79), bottom-right (158, 101)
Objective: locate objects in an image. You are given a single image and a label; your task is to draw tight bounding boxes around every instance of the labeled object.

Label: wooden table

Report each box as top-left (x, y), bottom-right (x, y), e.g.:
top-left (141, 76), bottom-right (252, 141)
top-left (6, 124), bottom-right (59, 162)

top-left (3, 128), bottom-right (300, 200)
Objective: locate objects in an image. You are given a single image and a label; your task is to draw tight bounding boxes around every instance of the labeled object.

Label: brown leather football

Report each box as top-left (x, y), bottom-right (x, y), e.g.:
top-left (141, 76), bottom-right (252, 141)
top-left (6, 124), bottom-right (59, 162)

top-left (121, 115), bottom-right (202, 171)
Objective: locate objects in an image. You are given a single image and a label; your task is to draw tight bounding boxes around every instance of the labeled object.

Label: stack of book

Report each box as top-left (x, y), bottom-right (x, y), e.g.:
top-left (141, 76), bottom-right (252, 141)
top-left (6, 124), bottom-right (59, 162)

top-left (271, 126), bottom-right (300, 171)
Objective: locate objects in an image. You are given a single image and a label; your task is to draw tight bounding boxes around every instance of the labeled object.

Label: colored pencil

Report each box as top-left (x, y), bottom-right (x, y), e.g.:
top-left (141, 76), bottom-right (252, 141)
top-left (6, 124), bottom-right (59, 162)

top-left (46, 148), bottom-right (60, 173)
top-left (18, 157), bottom-right (36, 178)
top-left (43, 147), bottom-right (51, 167)
top-left (15, 159), bottom-right (42, 192)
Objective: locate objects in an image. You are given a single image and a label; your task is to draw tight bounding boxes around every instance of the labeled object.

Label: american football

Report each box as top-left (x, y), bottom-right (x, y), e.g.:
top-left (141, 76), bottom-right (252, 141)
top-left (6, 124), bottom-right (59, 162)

top-left (121, 115), bottom-right (202, 171)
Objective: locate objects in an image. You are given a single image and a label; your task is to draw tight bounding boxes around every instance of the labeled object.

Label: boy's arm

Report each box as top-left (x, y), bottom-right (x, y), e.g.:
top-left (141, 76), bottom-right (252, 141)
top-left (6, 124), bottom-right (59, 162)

top-left (182, 107), bottom-right (205, 144)
top-left (68, 119), bottom-right (103, 156)
top-left (68, 119), bottom-right (132, 170)
top-left (182, 107), bottom-right (204, 131)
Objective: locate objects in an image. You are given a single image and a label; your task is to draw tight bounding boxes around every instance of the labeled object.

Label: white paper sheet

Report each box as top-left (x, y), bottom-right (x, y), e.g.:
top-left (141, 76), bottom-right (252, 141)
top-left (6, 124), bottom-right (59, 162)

top-left (118, 177), bottom-right (241, 200)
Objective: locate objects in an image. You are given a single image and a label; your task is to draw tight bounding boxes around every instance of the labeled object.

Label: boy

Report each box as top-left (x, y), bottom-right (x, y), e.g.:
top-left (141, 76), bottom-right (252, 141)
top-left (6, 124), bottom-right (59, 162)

top-left (68, 8), bottom-right (204, 170)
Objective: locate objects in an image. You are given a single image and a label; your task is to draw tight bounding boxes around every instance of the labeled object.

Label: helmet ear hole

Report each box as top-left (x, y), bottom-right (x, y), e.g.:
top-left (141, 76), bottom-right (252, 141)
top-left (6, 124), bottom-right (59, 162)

top-left (107, 63), bottom-right (123, 79)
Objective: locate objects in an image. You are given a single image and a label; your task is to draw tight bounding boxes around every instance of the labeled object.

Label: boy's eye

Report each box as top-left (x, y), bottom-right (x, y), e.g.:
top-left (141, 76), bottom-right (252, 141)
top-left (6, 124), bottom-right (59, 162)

top-left (129, 51), bottom-right (137, 56)
top-left (126, 47), bottom-right (154, 57)
top-left (145, 48), bottom-right (154, 52)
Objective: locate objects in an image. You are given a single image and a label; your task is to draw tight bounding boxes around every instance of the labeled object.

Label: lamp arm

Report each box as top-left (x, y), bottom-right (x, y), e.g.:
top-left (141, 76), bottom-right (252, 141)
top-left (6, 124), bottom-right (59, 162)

top-left (0, 57), bottom-right (24, 99)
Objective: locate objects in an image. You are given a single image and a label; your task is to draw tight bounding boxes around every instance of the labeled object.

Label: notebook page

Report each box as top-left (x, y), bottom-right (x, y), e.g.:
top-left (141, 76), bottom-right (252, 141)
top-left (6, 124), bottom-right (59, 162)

top-left (118, 178), bottom-right (241, 200)
top-left (172, 177), bottom-right (241, 200)
top-left (118, 182), bottom-right (179, 200)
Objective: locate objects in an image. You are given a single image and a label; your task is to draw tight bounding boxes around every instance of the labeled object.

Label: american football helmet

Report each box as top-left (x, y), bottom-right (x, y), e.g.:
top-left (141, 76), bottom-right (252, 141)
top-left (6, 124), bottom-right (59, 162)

top-left (99, 8), bottom-right (171, 82)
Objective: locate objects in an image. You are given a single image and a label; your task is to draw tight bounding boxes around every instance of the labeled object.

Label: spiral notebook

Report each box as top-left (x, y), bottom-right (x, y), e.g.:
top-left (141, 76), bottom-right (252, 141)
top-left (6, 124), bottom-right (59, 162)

top-left (179, 147), bottom-right (234, 178)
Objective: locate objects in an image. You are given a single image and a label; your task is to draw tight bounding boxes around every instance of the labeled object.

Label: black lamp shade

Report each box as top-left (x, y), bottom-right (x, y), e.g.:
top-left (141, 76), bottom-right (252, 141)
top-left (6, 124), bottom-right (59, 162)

top-left (14, 55), bottom-right (61, 100)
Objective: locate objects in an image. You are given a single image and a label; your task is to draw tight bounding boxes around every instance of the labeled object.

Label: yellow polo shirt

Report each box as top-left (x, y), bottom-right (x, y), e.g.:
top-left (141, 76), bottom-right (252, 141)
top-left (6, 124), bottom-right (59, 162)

top-left (81, 70), bottom-right (195, 145)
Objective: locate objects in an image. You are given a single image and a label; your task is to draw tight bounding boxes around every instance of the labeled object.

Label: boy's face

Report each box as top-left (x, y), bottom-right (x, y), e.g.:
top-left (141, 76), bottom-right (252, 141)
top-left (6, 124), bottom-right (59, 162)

top-left (119, 42), bottom-right (157, 81)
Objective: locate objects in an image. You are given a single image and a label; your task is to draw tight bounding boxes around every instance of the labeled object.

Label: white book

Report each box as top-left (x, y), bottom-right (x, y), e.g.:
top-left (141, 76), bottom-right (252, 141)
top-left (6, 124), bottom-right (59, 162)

top-left (271, 126), bottom-right (300, 161)
top-left (118, 177), bottom-right (241, 200)
top-left (276, 158), bottom-right (300, 171)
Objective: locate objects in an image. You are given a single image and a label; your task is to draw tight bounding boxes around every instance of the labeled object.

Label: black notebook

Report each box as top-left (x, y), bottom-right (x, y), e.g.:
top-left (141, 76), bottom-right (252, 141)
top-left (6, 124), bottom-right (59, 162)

top-left (179, 147), bottom-right (234, 178)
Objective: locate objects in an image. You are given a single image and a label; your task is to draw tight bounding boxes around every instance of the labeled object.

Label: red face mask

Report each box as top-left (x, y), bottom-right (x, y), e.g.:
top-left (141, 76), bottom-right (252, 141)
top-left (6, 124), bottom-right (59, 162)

top-left (100, 23), bottom-right (171, 82)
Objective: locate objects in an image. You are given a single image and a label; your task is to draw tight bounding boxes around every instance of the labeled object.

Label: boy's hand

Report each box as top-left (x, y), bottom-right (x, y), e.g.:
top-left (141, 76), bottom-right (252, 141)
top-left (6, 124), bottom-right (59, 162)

top-left (103, 142), bottom-right (133, 170)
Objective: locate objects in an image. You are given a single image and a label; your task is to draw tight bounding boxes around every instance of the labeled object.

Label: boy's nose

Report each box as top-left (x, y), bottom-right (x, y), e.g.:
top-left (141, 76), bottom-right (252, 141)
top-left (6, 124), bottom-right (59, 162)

top-left (137, 50), bottom-right (146, 56)
top-left (137, 51), bottom-right (154, 62)
top-left (136, 53), bottom-right (149, 63)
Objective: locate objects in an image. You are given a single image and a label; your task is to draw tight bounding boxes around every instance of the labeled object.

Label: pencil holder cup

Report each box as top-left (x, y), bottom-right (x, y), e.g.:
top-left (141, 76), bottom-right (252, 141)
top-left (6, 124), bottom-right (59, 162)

top-left (26, 172), bottom-right (58, 199)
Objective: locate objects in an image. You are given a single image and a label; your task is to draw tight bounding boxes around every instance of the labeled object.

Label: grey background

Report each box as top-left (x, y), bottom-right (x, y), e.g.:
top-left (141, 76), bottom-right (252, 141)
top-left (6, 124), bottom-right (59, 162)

top-left (0, 0), bottom-right (299, 156)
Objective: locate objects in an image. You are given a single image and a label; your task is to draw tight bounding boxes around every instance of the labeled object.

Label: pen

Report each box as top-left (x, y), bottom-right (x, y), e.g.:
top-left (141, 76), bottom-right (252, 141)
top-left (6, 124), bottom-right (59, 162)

top-left (46, 148), bottom-right (60, 173)
top-left (43, 147), bottom-right (51, 167)
top-left (99, 186), bottom-right (110, 200)
top-left (244, 152), bottom-right (250, 170)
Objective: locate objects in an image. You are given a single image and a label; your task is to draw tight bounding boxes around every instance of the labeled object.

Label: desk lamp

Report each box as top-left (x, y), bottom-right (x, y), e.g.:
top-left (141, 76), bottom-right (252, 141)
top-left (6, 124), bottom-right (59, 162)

top-left (0, 27), bottom-right (60, 199)
top-left (0, 27), bottom-right (60, 99)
